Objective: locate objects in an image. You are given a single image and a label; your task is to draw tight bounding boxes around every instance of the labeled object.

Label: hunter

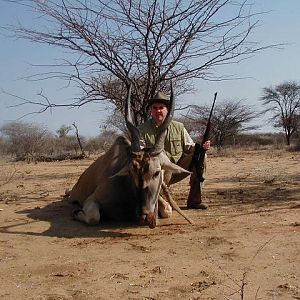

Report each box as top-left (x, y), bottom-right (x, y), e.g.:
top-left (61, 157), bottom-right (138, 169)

top-left (139, 91), bottom-right (210, 209)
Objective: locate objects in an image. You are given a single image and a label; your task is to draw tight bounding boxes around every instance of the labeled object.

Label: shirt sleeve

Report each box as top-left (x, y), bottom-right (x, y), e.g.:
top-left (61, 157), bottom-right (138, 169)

top-left (183, 128), bottom-right (195, 154)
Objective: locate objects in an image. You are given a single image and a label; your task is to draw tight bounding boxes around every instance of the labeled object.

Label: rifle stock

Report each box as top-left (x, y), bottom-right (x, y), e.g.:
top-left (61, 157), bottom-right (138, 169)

top-left (187, 92), bottom-right (217, 205)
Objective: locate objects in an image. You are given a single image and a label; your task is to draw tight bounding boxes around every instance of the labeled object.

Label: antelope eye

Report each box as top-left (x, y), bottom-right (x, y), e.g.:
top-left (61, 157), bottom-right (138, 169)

top-left (153, 170), bottom-right (160, 178)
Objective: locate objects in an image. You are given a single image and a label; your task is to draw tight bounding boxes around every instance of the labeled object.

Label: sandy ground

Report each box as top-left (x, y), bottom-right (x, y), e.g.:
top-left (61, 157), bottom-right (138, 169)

top-left (0, 148), bottom-right (299, 300)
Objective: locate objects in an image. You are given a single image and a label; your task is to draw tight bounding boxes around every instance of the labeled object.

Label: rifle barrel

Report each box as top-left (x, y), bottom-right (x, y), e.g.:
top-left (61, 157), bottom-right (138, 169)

top-left (208, 92), bottom-right (217, 120)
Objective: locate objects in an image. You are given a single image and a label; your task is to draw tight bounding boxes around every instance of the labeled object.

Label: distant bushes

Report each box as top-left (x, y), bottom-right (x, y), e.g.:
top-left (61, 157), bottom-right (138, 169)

top-left (0, 121), bottom-right (298, 163)
top-left (233, 133), bottom-right (286, 149)
top-left (0, 121), bottom-right (119, 162)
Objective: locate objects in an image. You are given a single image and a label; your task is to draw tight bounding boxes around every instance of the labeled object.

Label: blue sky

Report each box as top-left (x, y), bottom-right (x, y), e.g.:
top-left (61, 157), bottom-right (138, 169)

top-left (1, 0), bottom-right (300, 137)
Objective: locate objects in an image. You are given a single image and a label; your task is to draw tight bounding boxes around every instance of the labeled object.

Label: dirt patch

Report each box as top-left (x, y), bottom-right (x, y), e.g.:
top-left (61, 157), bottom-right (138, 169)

top-left (0, 149), bottom-right (299, 299)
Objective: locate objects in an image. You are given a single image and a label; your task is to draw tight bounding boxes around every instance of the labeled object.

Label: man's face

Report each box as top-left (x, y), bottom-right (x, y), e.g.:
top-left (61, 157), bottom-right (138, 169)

top-left (151, 102), bottom-right (169, 126)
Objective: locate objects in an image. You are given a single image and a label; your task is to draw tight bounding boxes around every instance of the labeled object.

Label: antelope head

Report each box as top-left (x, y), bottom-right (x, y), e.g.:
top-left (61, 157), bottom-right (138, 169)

top-left (115, 83), bottom-right (189, 228)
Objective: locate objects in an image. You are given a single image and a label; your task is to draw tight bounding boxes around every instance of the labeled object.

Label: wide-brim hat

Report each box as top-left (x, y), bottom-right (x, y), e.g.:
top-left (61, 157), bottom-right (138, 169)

top-left (149, 91), bottom-right (170, 106)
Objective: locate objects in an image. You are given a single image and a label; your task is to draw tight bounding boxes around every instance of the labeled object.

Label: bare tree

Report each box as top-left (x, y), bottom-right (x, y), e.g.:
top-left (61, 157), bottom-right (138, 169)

top-left (183, 99), bottom-right (259, 148)
top-left (104, 109), bottom-right (127, 134)
top-left (0, 136), bottom-right (8, 156)
top-left (294, 114), bottom-right (300, 149)
top-left (53, 124), bottom-right (87, 158)
top-left (4, 0), bottom-right (274, 124)
top-left (82, 128), bottom-right (119, 155)
top-left (0, 121), bottom-right (54, 162)
top-left (72, 122), bottom-right (86, 157)
top-left (260, 81), bottom-right (300, 146)
top-left (56, 125), bottom-right (72, 138)
top-left (55, 135), bottom-right (86, 156)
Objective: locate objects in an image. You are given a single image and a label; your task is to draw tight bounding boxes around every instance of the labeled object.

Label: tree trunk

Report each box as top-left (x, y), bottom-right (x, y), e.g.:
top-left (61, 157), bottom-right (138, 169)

top-left (72, 122), bottom-right (86, 158)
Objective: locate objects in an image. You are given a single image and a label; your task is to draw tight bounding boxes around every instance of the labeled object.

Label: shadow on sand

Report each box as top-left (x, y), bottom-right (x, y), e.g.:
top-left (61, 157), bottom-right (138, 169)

top-left (0, 197), bottom-right (144, 239)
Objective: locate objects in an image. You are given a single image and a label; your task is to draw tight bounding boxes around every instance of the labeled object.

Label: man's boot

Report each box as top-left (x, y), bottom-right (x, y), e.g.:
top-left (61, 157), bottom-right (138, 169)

top-left (187, 202), bottom-right (208, 209)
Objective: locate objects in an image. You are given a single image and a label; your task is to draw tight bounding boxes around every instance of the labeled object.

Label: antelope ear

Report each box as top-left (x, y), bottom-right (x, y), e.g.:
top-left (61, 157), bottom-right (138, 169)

top-left (110, 165), bottom-right (130, 178)
top-left (162, 162), bottom-right (191, 175)
top-left (162, 162), bottom-right (191, 185)
top-left (159, 152), bottom-right (191, 175)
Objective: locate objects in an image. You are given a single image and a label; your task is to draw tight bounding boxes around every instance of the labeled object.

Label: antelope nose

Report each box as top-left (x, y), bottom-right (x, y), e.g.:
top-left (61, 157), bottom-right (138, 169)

top-left (139, 213), bottom-right (156, 229)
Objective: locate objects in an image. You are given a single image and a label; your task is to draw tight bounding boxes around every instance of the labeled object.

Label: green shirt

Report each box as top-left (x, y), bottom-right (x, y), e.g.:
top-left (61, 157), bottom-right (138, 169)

top-left (139, 119), bottom-right (193, 164)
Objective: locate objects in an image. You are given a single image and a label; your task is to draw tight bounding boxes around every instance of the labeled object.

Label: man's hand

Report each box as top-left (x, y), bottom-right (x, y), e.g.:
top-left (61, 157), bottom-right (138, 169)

top-left (203, 140), bottom-right (211, 151)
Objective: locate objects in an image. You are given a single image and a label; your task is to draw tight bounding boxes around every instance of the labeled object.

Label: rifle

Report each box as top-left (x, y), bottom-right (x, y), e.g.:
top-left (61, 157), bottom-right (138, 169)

top-left (187, 92), bottom-right (217, 205)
